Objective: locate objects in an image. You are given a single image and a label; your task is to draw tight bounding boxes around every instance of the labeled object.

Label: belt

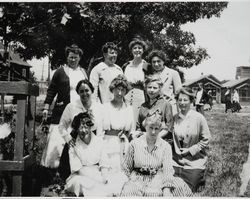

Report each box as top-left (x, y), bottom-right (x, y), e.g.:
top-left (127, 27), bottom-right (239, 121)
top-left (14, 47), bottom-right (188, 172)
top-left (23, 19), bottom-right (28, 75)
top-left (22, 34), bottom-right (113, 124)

top-left (134, 167), bottom-right (159, 176)
top-left (105, 129), bottom-right (121, 136)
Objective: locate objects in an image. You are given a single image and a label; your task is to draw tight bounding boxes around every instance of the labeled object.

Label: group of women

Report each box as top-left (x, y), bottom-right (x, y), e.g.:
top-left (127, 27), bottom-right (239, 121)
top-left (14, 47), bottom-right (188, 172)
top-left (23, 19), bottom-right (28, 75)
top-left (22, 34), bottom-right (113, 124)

top-left (41, 39), bottom-right (211, 197)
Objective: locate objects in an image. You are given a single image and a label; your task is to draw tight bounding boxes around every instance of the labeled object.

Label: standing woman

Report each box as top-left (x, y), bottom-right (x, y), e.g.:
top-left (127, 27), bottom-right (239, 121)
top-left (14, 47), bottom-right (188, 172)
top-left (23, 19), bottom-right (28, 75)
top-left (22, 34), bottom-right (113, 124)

top-left (232, 89), bottom-right (242, 113)
top-left (147, 50), bottom-right (182, 115)
top-left (224, 87), bottom-right (232, 113)
top-left (135, 75), bottom-right (173, 141)
top-left (173, 87), bottom-right (211, 193)
top-left (124, 39), bottom-right (148, 123)
top-left (41, 44), bottom-right (88, 169)
top-left (97, 74), bottom-right (134, 195)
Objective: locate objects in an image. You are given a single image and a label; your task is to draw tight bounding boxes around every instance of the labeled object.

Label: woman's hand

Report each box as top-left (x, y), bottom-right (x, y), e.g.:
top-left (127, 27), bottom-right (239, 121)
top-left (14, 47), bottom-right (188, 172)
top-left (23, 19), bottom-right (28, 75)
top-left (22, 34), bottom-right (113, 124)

top-left (180, 148), bottom-right (190, 156)
top-left (68, 138), bottom-right (76, 148)
top-left (43, 104), bottom-right (50, 120)
top-left (163, 188), bottom-right (172, 196)
top-left (42, 109), bottom-right (49, 120)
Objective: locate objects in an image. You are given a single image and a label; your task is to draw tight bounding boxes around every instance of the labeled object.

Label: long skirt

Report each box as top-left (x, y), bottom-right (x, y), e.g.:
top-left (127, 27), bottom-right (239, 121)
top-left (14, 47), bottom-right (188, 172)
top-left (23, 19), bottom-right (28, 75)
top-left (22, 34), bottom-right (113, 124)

top-left (120, 171), bottom-right (192, 197)
top-left (103, 135), bottom-right (129, 194)
top-left (174, 166), bottom-right (205, 192)
top-left (40, 124), bottom-right (65, 168)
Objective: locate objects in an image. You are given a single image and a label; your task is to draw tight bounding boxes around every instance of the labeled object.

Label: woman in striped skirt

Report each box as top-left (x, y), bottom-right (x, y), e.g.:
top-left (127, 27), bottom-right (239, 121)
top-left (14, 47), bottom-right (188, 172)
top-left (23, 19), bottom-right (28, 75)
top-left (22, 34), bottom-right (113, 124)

top-left (120, 111), bottom-right (192, 197)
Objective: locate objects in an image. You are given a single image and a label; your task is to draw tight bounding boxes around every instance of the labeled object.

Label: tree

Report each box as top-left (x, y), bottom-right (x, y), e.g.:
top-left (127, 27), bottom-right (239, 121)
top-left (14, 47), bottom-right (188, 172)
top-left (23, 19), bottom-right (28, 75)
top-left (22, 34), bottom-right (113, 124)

top-left (0, 2), bottom-right (228, 74)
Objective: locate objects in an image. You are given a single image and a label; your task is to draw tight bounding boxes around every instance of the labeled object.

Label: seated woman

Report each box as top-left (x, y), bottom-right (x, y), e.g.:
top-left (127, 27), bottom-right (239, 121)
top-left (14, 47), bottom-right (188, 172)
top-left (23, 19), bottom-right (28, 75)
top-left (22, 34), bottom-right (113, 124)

top-left (58, 79), bottom-right (102, 180)
top-left (64, 112), bottom-right (110, 196)
top-left (97, 74), bottom-right (134, 195)
top-left (135, 75), bottom-right (173, 141)
top-left (173, 87), bottom-right (211, 192)
top-left (120, 112), bottom-right (192, 197)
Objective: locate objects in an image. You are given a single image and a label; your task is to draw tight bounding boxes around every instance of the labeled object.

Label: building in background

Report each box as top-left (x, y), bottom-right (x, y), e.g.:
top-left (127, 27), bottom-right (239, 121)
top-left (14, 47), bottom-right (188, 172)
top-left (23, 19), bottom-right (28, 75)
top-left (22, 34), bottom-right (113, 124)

top-left (236, 66), bottom-right (250, 79)
top-left (222, 78), bottom-right (250, 105)
top-left (0, 42), bottom-right (31, 81)
top-left (183, 74), bottom-right (222, 103)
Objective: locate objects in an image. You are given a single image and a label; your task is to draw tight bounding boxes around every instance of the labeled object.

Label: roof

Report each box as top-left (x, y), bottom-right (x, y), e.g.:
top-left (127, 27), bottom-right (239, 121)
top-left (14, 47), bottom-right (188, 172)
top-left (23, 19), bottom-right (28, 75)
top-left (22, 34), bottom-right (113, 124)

top-left (184, 74), bottom-right (222, 87)
top-left (221, 78), bottom-right (249, 88)
top-left (0, 43), bottom-right (31, 67)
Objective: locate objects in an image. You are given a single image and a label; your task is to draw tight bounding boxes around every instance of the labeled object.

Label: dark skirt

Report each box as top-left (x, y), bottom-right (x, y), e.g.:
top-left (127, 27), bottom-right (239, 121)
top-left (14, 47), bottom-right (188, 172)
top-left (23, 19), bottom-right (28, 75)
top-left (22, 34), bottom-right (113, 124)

top-left (173, 166), bottom-right (205, 192)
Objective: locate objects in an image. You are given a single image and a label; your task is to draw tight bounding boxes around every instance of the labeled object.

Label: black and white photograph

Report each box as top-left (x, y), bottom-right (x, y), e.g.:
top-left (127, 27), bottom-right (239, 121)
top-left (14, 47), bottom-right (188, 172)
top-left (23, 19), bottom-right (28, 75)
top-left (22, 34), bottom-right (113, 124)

top-left (0, 1), bottom-right (250, 197)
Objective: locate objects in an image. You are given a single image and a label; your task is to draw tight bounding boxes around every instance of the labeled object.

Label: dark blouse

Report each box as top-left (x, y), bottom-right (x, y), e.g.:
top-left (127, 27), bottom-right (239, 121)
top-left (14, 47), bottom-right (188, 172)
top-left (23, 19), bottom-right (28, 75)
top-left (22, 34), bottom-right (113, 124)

top-left (136, 95), bottom-right (174, 134)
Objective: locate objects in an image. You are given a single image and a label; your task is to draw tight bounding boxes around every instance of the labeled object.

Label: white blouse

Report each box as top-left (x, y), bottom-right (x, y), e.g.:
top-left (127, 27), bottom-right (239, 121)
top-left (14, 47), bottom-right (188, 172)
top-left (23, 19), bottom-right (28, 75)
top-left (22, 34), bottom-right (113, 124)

top-left (124, 61), bottom-right (145, 83)
top-left (97, 102), bottom-right (135, 136)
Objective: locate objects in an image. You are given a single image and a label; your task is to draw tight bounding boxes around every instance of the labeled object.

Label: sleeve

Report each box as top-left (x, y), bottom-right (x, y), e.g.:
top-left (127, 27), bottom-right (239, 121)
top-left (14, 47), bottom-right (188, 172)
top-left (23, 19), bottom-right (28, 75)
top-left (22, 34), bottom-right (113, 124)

top-left (136, 106), bottom-right (144, 131)
top-left (121, 142), bottom-right (135, 177)
top-left (126, 106), bottom-right (136, 132)
top-left (162, 143), bottom-right (176, 188)
top-left (99, 143), bottom-right (110, 169)
top-left (96, 104), bottom-right (105, 138)
top-left (44, 69), bottom-right (58, 105)
top-left (80, 67), bottom-right (88, 80)
top-left (68, 147), bottom-right (82, 173)
top-left (163, 102), bottom-right (174, 133)
top-left (89, 66), bottom-right (100, 103)
top-left (172, 70), bottom-right (182, 95)
top-left (58, 103), bottom-right (73, 143)
top-left (189, 115), bottom-right (211, 156)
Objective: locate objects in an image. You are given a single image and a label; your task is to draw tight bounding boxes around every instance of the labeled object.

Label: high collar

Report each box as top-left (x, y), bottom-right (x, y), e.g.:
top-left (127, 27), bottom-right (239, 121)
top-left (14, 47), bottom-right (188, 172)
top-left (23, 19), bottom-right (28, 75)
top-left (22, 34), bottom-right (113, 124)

top-left (141, 134), bottom-right (162, 149)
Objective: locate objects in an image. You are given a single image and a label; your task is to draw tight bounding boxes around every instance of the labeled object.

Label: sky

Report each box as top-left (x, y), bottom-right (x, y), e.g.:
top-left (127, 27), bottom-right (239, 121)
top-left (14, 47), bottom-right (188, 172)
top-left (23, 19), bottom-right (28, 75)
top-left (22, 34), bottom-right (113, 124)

top-left (181, 1), bottom-right (250, 81)
top-left (29, 1), bottom-right (250, 82)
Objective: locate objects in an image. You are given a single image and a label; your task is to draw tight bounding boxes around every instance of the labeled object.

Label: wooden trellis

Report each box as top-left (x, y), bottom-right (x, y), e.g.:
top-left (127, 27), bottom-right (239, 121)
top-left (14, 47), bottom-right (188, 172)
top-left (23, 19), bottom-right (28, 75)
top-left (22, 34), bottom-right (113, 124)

top-left (0, 81), bottom-right (39, 196)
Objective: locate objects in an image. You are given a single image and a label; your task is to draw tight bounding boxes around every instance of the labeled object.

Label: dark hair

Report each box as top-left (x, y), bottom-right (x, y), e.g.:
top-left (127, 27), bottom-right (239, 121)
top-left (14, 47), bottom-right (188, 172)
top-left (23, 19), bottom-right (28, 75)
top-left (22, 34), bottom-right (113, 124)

top-left (175, 86), bottom-right (195, 103)
top-left (102, 42), bottom-right (118, 54)
top-left (65, 44), bottom-right (83, 58)
top-left (71, 112), bottom-right (94, 139)
top-left (109, 74), bottom-right (131, 94)
top-left (76, 79), bottom-right (94, 94)
top-left (128, 39), bottom-right (148, 52)
top-left (147, 50), bottom-right (168, 64)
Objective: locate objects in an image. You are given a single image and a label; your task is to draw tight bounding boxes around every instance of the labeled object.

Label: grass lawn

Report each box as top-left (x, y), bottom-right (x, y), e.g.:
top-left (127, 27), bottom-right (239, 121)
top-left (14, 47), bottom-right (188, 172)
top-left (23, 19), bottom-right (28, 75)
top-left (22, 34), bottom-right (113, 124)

top-left (199, 104), bottom-right (250, 197)
top-left (32, 102), bottom-right (250, 197)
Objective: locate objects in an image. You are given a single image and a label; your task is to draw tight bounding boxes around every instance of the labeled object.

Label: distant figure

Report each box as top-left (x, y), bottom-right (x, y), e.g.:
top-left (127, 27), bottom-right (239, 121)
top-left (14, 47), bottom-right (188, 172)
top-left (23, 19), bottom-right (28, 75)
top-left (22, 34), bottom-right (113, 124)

top-left (224, 88), bottom-right (232, 113)
top-left (195, 83), bottom-right (209, 115)
top-left (207, 90), bottom-right (213, 111)
top-left (231, 89), bottom-right (242, 113)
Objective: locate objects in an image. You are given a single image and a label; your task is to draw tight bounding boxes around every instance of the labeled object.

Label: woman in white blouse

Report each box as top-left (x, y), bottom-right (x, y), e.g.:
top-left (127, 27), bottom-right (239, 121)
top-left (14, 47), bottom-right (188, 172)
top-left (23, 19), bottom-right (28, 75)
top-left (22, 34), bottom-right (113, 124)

top-left (173, 87), bottom-right (211, 192)
top-left (64, 112), bottom-right (110, 196)
top-left (124, 39), bottom-right (148, 123)
top-left (97, 74), bottom-right (134, 195)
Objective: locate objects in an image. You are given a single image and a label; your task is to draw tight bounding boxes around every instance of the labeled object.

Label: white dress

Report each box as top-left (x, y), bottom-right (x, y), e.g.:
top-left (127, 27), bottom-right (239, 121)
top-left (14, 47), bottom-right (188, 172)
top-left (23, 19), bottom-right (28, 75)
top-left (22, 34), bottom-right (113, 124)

top-left (97, 102), bottom-right (134, 194)
top-left (65, 134), bottom-right (110, 196)
top-left (124, 60), bottom-right (146, 123)
top-left (41, 98), bottom-right (101, 169)
top-left (41, 66), bottom-right (87, 168)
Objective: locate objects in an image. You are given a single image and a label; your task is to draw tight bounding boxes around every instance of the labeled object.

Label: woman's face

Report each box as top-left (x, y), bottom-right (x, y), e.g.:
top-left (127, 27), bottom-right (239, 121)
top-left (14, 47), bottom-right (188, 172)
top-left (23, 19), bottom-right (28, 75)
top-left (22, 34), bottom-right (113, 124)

top-left (78, 120), bottom-right (92, 141)
top-left (113, 86), bottom-right (126, 100)
top-left (104, 48), bottom-right (117, 65)
top-left (67, 52), bottom-right (80, 69)
top-left (78, 83), bottom-right (92, 102)
top-left (151, 56), bottom-right (165, 72)
top-left (177, 93), bottom-right (191, 113)
top-left (146, 82), bottom-right (161, 100)
top-left (145, 122), bottom-right (161, 140)
top-left (132, 44), bottom-right (144, 59)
